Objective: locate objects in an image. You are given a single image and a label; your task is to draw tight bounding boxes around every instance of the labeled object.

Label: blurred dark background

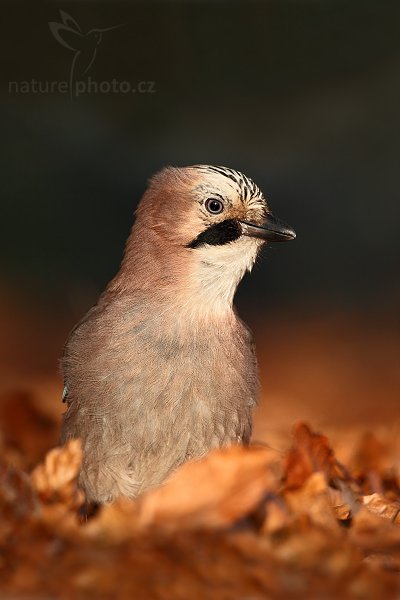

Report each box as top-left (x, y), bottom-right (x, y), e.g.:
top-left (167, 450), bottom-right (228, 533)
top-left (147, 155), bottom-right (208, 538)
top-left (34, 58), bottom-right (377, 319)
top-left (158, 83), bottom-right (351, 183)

top-left (0, 1), bottom-right (399, 433)
top-left (2, 0), bottom-right (400, 308)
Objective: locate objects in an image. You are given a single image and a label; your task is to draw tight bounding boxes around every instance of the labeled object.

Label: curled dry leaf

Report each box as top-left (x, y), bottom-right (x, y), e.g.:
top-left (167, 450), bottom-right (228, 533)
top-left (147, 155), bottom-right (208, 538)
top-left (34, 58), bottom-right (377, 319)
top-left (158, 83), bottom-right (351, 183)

top-left (328, 486), bottom-right (353, 522)
top-left (137, 445), bottom-right (281, 529)
top-left (362, 493), bottom-right (400, 525)
top-left (284, 472), bottom-right (341, 532)
top-left (284, 422), bottom-right (348, 490)
top-left (31, 439), bottom-right (84, 509)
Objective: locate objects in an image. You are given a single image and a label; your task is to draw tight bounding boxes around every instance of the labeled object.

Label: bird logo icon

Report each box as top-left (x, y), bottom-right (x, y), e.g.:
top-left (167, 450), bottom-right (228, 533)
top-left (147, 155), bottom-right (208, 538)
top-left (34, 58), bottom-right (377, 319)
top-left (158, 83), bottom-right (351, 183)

top-left (49, 10), bottom-right (121, 97)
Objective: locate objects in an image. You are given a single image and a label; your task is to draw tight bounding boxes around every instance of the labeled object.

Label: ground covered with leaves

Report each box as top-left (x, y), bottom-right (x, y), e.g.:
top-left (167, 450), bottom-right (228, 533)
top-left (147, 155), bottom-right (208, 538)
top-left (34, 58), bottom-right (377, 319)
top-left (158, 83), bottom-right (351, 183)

top-left (2, 399), bottom-right (400, 599)
top-left (1, 301), bottom-right (399, 598)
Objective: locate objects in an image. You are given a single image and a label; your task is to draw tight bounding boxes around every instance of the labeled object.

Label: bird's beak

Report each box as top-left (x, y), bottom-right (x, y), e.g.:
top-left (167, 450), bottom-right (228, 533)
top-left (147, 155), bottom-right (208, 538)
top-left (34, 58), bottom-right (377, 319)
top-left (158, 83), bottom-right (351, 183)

top-left (240, 214), bottom-right (296, 242)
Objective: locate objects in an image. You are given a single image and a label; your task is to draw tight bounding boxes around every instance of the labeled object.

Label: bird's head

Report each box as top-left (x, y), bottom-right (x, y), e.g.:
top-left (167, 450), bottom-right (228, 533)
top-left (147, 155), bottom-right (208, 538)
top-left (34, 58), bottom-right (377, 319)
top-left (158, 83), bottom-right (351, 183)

top-left (137, 164), bottom-right (294, 247)
top-left (124, 165), bottom-right (296, 313)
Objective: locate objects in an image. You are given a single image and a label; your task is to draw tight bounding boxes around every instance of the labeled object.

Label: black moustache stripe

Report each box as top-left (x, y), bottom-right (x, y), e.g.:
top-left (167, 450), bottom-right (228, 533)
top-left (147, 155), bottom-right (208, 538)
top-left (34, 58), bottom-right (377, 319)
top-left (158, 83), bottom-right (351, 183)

top-left (187, 219), bottom-right (242, 249)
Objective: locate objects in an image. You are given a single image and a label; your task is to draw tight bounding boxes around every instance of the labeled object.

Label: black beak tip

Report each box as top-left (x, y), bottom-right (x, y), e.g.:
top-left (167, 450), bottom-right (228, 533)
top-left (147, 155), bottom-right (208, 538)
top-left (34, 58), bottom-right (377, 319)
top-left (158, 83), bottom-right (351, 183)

top-left (284, 227), bottom-right (296, 241)
top-left (240, 216), bottom-right (296, 243)
top-left (264, 213), bottom-right (296, 242)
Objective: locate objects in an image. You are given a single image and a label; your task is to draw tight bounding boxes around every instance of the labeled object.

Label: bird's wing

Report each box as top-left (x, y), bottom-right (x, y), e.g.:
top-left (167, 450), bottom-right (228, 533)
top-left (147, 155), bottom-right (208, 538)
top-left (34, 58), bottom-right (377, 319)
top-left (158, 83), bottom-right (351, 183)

top-left (61, 384), bottom-right (68, 403)
top-left (60, 304), bottom-right (100, 406)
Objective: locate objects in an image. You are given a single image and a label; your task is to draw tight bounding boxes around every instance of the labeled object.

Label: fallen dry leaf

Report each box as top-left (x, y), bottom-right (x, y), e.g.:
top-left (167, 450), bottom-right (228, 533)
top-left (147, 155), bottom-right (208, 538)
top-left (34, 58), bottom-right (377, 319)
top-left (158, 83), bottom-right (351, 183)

top-left (362, 493), bottom-right (400, 525)
top-left (284, 471), bottom-right (341, 532)
top-left (284, 422), bottom-right (348, 489)
top-left (350, 506), bottom-right (400, 556)
top-left (31, 438), bottom-right (84, 509)
top-left (137, 444), bottom-right (281, 529)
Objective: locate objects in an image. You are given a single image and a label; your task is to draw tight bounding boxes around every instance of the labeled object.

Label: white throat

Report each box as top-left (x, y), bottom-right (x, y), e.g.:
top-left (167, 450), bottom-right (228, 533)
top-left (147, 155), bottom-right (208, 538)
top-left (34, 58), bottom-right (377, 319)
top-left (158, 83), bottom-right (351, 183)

top-left (187, 237), bottom-right (261, 316)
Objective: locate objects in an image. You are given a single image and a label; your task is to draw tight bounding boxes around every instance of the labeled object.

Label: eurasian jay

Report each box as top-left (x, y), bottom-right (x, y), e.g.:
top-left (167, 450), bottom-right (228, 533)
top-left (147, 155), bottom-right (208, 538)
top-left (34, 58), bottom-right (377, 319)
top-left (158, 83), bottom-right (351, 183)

top-left (61, 165), bottom-right (295, 503)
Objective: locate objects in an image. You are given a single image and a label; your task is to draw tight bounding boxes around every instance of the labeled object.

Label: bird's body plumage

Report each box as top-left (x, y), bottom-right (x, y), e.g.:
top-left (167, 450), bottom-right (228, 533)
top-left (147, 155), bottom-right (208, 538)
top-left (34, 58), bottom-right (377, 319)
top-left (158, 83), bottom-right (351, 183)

top-left (61, 165), bottom-right (295, 503)
top-left (62, 294), bottom-right (257, 502)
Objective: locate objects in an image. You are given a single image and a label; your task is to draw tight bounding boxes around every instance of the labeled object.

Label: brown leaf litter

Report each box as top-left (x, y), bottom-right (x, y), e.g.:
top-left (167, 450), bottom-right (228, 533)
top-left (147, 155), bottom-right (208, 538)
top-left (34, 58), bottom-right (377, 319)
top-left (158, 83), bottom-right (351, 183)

top-left (1, 414), bottom-right (400, 599)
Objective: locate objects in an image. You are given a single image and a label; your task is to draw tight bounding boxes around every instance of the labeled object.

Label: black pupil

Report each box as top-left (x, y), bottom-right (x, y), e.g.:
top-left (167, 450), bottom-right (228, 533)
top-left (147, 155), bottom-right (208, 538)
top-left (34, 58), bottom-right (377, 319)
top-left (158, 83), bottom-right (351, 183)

top-left (207, 199), bottom-right (222, 213)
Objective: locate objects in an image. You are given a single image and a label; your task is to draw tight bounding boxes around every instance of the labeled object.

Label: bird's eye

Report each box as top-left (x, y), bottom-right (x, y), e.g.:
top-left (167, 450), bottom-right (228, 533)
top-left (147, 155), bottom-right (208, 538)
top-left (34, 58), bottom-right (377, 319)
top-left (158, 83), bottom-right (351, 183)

top-left (205, 198), bottom-right (224, 215)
